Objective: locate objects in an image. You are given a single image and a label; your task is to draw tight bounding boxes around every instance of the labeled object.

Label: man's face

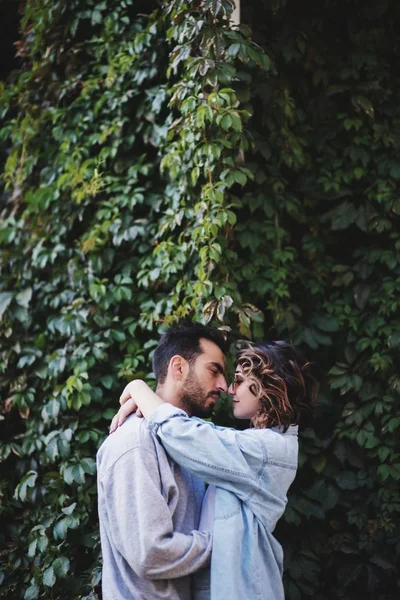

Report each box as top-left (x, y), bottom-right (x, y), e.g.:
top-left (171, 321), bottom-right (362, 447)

top-left (179, 338), bottom-right (227, 418)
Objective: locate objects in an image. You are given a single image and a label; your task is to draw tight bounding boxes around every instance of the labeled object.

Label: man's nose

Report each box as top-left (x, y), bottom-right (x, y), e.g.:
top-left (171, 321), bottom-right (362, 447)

top-left (217, 375), bottom-right (228, 393)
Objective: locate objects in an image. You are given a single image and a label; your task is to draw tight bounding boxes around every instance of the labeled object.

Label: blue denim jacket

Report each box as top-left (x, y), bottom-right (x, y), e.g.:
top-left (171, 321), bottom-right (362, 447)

top-left (148, 404), bottom-right (298, 600)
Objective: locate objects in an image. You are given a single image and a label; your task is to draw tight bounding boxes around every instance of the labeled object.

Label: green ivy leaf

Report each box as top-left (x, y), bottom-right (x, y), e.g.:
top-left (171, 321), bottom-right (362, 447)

top-left (14, 471), bottom-right (38, 502)
top-left (43, 566), bottom-right (56, 587)
top-left (24, 583), bottom-right (39, 600)
top-left (53, 556), bottom-right (71, 578)
top-left (335, 471), bottom-right (359, 490)
top-left (0, 291), bottom-right (13, 319)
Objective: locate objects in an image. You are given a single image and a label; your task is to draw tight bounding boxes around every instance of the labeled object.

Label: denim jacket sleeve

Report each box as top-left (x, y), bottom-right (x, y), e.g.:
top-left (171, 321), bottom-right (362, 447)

top-left (147, 404), bottom-right (268, 502)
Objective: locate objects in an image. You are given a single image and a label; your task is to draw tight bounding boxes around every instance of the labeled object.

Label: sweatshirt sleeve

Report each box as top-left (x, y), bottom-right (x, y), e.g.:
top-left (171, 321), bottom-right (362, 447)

top-left (99, 444), bottom-right (212, 579)
top-left (147, 404), bottom-right (267, 502)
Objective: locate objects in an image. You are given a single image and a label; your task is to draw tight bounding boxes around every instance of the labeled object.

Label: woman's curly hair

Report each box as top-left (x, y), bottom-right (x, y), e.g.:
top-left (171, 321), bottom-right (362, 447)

top-left (236, 341), bottom-right (318, 429)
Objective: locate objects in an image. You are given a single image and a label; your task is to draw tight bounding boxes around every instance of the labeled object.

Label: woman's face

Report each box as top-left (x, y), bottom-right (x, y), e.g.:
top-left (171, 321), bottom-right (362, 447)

top-left (228, 364), bottom-right (260, 421)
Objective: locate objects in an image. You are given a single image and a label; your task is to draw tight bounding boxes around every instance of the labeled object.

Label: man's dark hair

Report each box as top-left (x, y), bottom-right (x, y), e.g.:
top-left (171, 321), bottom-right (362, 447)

top-left (152, 321), bottom-right (228, 384)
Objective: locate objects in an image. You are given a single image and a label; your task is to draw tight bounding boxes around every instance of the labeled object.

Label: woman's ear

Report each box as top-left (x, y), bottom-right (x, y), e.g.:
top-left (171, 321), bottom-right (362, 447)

top-left (169, 355), bottom-right (189, 381)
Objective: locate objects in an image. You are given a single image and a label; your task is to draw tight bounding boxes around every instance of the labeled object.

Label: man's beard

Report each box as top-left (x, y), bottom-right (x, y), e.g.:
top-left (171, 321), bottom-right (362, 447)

top-left (179, 368), bottom-right (214, 418)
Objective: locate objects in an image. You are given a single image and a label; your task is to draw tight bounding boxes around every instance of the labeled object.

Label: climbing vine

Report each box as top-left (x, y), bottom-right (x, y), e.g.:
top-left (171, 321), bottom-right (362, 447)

top-left (0, 1), bottom-right (398, 598)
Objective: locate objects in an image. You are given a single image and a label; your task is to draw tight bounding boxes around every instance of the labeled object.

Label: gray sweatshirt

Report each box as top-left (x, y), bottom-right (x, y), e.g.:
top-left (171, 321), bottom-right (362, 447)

top-left (97, 413), bottom-right (212, 600)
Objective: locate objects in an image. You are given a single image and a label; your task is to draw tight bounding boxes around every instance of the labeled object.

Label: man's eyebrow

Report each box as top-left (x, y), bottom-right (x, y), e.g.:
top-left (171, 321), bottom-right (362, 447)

top-left (208, 361), bottom-right (225, 375)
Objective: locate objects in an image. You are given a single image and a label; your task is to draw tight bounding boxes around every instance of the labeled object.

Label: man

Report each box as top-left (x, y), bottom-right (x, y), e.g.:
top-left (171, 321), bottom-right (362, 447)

top-left (97, 322), bottom-right (228, 599)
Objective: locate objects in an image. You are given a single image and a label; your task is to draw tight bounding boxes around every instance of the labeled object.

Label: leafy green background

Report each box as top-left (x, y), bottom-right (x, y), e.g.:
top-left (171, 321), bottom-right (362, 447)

top-left (0, 1), bottom-right (398, 598)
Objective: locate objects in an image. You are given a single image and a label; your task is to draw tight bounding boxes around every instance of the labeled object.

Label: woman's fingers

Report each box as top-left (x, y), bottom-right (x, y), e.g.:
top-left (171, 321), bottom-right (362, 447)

top-left (110, 397), bottom-right (139, 433)
top-left (119, 385), bottom-right (132, 406)
top-left (121, 397), bottom-right (138, 420)
top-left (111, 385), bottom-right (143, 432)
top-left (109, 413), bottom-right (120, 434)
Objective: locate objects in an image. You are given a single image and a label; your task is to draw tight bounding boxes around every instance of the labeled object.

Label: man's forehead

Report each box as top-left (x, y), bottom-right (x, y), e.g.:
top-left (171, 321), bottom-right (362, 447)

top-left (199, 338), bottom-right (225, 363)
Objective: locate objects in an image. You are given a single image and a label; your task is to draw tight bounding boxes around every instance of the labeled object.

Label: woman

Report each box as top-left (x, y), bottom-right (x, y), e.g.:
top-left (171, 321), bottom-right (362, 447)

top-left (111, 341), bottom-right (317, 600)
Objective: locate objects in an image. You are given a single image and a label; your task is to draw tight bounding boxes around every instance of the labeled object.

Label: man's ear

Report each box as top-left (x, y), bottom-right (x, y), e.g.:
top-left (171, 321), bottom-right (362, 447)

top-left (169, 355), bottom-right (189, 381)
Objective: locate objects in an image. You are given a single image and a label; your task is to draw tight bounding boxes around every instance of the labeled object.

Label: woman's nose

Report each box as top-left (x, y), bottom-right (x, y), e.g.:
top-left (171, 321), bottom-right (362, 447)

top-left (228, 383), bottom-right (234, 394)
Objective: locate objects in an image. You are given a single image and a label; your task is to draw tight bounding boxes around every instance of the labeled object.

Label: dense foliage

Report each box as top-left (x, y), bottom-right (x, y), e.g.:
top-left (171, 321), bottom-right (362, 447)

top-left (0, 0), bottom-right (399, 598)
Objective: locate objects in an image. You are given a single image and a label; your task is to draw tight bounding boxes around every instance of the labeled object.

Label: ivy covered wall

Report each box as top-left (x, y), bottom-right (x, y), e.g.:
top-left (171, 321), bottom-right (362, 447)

top-left (0, 1), bottom-right (399, 598)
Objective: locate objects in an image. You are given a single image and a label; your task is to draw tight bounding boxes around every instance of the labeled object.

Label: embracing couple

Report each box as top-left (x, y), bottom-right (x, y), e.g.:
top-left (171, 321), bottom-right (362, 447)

top-left (96, 322), bottom-right (317, 600)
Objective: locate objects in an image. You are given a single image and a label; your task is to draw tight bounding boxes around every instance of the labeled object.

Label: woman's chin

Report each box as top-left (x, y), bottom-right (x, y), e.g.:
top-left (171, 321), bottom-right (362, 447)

top-left (233, 409), bottom-right (245, 420)
top-left (233, 408), bottom-right (255, 422)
